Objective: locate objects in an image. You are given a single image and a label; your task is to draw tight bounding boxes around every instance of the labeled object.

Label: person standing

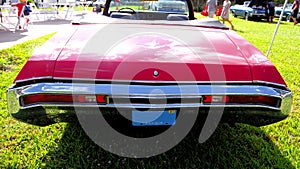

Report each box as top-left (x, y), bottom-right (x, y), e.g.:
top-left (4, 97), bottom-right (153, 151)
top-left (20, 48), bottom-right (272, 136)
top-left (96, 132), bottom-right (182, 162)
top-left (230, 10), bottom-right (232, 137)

top-left (220, 0), bottom-right (234, 29)
top-left (206, 0), bottom-right (217, 18)
top-left (12, 0), bottom-right (27, 29)
top-left (115, 0), bottom-right (120, 10)
top-left (266, 0), bottom-right (275, 22)
top-left (292, 0), bottom-right (299, 25)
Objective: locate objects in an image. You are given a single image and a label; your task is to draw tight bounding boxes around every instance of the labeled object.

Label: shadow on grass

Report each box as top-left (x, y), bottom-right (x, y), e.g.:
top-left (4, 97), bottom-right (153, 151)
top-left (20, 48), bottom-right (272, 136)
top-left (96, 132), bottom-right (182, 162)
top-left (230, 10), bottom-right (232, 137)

top-left (41, 118), bottom-right (295, 169)
top-left (233, 29), bottom-right (245, 33)
top-left (232, 17), bottom-right (290, 25)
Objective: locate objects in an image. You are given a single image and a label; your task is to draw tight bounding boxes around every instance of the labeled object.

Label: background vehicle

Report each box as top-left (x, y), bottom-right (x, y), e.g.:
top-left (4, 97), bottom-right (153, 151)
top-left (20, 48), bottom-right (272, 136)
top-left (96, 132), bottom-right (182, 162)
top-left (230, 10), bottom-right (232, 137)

top-left (92, 0), bottom-right (106, 8)
top-left (92, 0), bottom-right (115, 13)
top-left (230, 0), bottom-right (266, 20)
top-left (275, 4), bottom-right (300, 22)
top-left (148, 0), bottom-right (187, 13)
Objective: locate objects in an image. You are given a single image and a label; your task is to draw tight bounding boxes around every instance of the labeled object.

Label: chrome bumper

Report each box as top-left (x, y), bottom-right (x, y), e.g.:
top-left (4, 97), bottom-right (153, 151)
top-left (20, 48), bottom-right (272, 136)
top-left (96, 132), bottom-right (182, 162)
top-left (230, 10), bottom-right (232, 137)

top-left (7, 82), bottom-right (293, 126)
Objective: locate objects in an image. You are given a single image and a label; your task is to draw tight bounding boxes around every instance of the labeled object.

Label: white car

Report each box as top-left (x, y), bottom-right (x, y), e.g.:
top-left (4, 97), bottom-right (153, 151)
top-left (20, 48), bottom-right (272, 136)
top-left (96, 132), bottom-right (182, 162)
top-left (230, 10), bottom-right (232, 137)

top-left (148, 0), bottom-right (187, 13)
top-left (93, 0), bottom-right (114, 8)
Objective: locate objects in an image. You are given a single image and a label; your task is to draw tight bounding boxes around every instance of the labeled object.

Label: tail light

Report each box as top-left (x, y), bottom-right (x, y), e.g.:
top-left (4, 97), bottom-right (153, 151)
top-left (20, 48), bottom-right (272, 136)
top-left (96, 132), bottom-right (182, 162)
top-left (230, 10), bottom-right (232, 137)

top-left (203, 95), bottom-right (229, 103)
top-left (21, 94), bottom-right (107, 106)
top-left (203, 95), bottom-right (280, 107)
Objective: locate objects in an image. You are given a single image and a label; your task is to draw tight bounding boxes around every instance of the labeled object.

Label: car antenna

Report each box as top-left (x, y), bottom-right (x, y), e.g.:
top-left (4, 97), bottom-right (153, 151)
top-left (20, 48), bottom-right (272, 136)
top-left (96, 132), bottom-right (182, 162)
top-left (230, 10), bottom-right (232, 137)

top-left (266, 0), bottom-right (289, 58)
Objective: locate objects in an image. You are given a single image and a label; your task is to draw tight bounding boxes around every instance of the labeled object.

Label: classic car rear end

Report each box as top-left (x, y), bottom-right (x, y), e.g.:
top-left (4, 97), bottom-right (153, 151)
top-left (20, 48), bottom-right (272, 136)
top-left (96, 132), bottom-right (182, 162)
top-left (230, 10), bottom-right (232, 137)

top-left (6, 18), bottom-right (292, 127)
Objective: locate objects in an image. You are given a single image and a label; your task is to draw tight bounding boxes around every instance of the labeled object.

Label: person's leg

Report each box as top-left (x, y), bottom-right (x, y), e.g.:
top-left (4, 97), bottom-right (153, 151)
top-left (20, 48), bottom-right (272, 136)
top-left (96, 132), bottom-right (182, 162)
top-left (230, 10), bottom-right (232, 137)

top-left (208, 11), bottom-right (215, 18)
top-left (14, 16), bottom-right (21, 30)
top-left (116, 2), bottom-right (119, 10)
top-left (224, 18), bottom-right (234, 29)
top-left (292, 16), bottom-right (297, 25)
top-left (228, 19), bottom-right (234, 29)
top-left (292, 11), bottom-right (298, 25)
top-left (0, 9), bottom-right (2, 23)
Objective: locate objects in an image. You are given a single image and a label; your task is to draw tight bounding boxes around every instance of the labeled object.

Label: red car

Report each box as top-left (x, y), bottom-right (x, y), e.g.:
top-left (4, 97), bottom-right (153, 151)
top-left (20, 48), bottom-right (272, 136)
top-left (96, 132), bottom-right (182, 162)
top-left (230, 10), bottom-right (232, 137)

top-left (7, 0), bottom-right (292, 128)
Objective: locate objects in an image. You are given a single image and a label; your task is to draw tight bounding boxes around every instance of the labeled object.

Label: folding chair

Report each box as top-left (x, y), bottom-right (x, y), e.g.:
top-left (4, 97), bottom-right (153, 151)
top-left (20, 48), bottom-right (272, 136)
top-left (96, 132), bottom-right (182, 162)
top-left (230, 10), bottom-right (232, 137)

top-left (29, 3), bottom-right (41, 20)
top-left (0, 5), bottom-right (18, 31)
top-left (63, 0), bottom-right (76, 19)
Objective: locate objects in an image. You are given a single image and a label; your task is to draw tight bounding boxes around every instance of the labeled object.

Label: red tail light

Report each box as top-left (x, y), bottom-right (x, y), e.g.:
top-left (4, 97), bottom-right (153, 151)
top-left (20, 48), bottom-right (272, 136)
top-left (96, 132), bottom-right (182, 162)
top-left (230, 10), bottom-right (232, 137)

top-left (228, 95), bottom-right (280, 107)
top-left (21, 94), bottom-right (107, 106)
top-left (203, 95), bottom-right (280, 107)
top-left (203, 95), bottom-right (229, 103)
top-left (96, 95), bottom-right (107, 103)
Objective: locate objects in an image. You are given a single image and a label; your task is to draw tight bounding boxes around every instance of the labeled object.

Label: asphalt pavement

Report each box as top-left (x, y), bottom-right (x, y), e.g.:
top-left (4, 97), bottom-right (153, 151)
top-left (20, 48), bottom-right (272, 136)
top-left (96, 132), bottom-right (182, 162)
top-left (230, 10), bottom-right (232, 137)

top-left (0, 14), bottom-right (76, 50)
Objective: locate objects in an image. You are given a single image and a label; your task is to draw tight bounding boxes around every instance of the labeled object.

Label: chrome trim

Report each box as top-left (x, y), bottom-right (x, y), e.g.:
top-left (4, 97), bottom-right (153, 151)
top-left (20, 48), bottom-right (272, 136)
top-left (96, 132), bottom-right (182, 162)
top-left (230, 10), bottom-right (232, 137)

top-left (52, 77), bottom-right (254, 85)
top-left (7, 82), bottom-right (292, 114)
top-left (17, 103), bottom-right (287, 110)
top-left (15, 76), bottom-right (53, 83)
top-left (16, 77), bottom-right (287, 89)
top-left (252, 80), bottom-right (287, 88)
top-left (16, 77), bottom-right (289, 90)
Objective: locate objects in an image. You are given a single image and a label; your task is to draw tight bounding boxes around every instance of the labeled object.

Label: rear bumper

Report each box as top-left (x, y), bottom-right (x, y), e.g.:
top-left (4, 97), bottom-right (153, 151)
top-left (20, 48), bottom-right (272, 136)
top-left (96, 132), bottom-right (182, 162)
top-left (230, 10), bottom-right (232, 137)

top-left (7, 82), bottom-right (292, 126)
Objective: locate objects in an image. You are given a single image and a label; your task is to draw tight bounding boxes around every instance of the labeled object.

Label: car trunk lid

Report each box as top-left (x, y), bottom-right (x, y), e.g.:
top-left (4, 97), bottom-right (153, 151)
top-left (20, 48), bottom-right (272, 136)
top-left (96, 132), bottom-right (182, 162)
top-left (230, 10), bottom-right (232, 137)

top-left (53, 24), bottom-right (252, 82)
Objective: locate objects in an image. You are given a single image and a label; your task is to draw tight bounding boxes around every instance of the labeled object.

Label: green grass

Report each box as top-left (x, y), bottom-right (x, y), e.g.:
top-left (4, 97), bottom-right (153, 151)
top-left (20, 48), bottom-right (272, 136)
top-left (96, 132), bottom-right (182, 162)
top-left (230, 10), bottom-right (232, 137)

top-left (0, 16), bottom-right (299, 168)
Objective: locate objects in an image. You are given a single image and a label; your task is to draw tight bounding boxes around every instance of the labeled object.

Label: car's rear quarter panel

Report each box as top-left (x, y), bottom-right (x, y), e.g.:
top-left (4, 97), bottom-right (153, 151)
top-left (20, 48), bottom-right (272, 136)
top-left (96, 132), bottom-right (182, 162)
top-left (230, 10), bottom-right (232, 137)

top-left (226, 30), bottom-right (287, 86)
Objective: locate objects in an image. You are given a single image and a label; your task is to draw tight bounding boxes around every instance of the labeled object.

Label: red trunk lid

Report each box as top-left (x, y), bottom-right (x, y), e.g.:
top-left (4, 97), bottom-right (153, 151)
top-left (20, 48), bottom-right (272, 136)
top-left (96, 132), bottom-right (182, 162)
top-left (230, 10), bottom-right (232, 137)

top-left (53, 24), bottom-right (252, 82)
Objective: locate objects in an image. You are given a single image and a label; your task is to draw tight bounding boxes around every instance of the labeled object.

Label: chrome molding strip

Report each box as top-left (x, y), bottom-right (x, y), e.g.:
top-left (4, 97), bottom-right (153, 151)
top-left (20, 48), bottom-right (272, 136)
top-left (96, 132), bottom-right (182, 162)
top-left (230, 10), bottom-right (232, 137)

top-left (252, 80), bottom-right (287, 89)
top-left (15, 76), bottom-right (53, 84)
top-left (15, 77), bottom-right (289, 89)
top-left (9, 83), bottom-right (289, 98)
top-left (7, 82), bottom-right (292, 116)
top-left (54, 77), bottom-right (253, 85)
top-left (20, 103), bottom-right (282, 110)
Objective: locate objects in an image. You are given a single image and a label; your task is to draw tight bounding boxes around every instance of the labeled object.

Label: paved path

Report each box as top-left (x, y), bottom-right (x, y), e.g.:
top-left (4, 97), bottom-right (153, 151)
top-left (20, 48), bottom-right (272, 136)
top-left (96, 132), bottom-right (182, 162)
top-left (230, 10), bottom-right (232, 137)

top-left (0, 18), bottom-right (73, 50)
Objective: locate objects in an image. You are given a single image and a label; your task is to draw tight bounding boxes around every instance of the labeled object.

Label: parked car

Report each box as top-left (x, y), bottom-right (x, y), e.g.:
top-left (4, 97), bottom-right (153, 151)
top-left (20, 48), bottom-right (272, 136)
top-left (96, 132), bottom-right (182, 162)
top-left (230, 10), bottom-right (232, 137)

top-left (92, 0), bottom-right (106, 8)
top-left (92, 0), bottom-right (114, 8)
top-left (275, 4), bottom-right (300, 22)
top-left (92, 0), bottom-right (114, 11)
top-left (230, 0), bottom-right (267, 20)
top-left (148, 0), bottom-right (187, 13)
top-left (7, 0), bottom-right (292, 130)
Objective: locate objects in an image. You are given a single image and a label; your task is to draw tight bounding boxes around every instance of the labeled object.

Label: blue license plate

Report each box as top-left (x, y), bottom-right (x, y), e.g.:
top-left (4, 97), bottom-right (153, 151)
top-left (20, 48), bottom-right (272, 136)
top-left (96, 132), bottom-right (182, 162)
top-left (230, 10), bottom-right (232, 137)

top-left (132, 110), bottom-right (176, 126)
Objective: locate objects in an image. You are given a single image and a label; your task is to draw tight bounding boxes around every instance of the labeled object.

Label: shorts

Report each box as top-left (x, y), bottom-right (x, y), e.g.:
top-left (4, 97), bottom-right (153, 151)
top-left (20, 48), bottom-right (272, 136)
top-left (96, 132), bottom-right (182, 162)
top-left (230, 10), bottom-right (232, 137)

top-left (292, 10), bottom-right (298, 18)
top-left (269, 8), bottom-right (275, 16)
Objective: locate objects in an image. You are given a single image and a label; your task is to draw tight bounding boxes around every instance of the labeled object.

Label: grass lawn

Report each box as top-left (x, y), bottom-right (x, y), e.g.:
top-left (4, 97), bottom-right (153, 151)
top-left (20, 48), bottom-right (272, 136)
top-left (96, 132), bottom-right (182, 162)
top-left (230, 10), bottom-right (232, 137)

top-left (0, 15), bottom-right (299, 168)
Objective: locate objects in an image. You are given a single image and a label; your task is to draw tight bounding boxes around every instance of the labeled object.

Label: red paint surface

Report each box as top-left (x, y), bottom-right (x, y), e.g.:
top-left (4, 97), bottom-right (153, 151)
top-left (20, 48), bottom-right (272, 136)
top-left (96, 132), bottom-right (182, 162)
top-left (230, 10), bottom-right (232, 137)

top-left (14, 23), bottom-right (286, 86)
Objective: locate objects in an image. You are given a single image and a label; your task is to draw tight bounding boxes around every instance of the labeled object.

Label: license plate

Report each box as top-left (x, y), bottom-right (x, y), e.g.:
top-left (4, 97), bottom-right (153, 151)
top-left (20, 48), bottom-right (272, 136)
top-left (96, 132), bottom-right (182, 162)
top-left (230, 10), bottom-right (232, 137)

top-left (132, 110), bottom-right (176, 126)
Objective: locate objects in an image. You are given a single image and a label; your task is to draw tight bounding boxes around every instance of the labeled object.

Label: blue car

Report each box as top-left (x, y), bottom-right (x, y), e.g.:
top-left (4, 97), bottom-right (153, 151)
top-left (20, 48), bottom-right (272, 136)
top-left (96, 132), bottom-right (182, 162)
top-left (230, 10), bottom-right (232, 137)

top-left (275, 4), bottom-right (300, 22)
top-left (230, 0), bottom-right (266, 20)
